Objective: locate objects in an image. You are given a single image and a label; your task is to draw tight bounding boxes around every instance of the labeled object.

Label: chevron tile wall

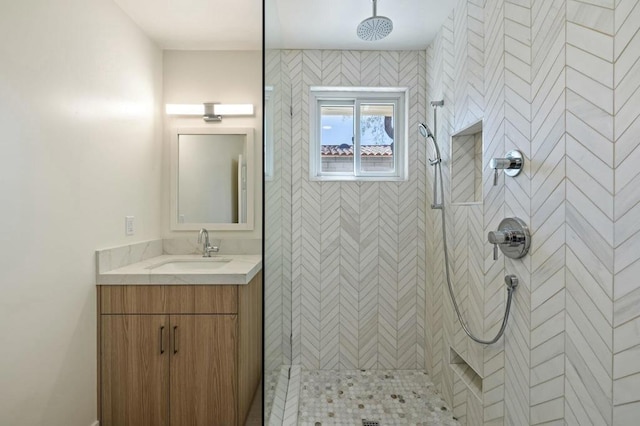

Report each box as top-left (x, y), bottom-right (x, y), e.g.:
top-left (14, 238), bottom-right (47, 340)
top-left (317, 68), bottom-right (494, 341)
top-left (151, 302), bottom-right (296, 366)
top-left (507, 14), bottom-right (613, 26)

top-left (503, 1), bottom-right (534, 424)
top-left (613, 0), bottom-right (640, 423)
top-left (265, 49), bottom-right (293, 371)
top-left (426, 0), bottom-right (640, 425)
top-left (267, 1), bottom-right (640, 423)
top-left (425, 15), bottom-right (446, 393)
top-left (564, 1), bottom-right (614, 424)
top-left (426, 0), bottom-right (491, 423)
top-left (481, 2), bottom-right (507, 424)
top-left (265, 49), bottom-right (428, 371)
top-left (529, 0), bottom-right (566, 424)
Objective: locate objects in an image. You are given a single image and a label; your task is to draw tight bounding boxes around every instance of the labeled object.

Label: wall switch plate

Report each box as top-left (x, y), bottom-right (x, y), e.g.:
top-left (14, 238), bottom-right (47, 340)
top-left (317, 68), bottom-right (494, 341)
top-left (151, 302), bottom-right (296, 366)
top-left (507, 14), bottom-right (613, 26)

top-left (125, 216), bottom-right (135, 236)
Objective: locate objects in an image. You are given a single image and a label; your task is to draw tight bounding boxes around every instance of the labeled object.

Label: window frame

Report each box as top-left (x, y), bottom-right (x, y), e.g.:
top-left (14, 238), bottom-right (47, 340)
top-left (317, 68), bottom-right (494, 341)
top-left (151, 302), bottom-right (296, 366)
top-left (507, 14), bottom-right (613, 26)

top-left (309, 86), bottom-right (409, 181)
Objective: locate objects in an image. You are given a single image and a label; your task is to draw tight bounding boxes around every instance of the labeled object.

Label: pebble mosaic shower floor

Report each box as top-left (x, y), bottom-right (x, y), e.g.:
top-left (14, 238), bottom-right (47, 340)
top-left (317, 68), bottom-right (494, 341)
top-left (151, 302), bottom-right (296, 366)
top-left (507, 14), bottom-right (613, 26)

top-left (298, 370), bottom-right (460, 426)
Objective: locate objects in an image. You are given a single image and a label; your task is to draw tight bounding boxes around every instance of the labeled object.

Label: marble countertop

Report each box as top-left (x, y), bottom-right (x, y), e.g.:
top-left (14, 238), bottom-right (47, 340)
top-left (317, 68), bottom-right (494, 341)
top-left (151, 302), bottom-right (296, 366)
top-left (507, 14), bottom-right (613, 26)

top-left (96, 254), bottom-right (262, 285)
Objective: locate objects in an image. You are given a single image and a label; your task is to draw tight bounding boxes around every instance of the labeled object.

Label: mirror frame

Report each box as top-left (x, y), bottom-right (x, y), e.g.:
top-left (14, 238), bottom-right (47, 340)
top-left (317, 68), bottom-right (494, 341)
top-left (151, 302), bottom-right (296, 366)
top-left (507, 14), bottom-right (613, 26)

top-left (170, 127), bottom-right (255, 231)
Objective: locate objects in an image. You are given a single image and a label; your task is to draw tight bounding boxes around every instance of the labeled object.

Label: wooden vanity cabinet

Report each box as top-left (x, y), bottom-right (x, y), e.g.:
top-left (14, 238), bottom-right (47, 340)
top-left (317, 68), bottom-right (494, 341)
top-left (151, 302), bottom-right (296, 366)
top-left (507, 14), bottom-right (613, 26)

top-left (97, 272), bottom-right (262, 426)
top-left (101, 315), bottom-right (170, 426)
top-left (170, 314), bottom-right (237, 426)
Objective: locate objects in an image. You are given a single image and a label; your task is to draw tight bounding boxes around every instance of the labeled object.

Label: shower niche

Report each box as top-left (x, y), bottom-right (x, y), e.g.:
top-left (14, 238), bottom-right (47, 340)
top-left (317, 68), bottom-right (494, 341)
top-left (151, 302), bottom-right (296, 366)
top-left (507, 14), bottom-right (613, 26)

top-left (451, 120), bottom-right (483, 205)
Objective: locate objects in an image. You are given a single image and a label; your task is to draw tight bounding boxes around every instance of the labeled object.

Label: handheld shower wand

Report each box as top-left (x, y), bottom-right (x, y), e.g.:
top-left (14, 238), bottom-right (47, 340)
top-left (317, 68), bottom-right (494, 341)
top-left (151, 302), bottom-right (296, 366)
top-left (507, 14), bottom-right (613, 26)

top-left (419, 123), bottom-right (441, 165)
top-left (420, 100), bottom-right (517, 345)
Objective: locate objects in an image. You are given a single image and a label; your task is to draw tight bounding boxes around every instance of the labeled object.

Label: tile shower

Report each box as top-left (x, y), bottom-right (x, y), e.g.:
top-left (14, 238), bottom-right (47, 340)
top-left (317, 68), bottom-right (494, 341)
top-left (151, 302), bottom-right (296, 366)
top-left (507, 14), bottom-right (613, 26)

top-left (264, 48), bottom-right (438, 424)
top-left (265, 0), bottom-right (640, 424)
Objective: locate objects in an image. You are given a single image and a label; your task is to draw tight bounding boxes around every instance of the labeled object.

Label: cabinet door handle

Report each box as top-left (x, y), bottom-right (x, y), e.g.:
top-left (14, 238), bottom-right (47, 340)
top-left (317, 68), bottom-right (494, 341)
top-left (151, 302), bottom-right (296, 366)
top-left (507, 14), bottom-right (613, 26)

top-left (160, 326), bottom-right (165, 354)
top-left (173, 326), bottom-right (179, 354)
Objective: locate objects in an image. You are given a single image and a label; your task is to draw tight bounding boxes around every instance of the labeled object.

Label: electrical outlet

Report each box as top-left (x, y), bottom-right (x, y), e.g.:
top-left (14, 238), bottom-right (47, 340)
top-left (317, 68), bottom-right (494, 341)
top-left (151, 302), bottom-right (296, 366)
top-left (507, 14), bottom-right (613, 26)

top-left (125, 216), bottom-right (135, 236)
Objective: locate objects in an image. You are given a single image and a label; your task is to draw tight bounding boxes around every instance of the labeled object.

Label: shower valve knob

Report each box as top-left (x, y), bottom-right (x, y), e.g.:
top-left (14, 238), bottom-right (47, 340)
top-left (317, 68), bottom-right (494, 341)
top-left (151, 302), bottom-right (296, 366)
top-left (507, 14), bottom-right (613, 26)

top-left (488, 230), bottom-right (518, 260)
top-left (488, 217), bottom-right (531, 260)
top-left (489, 158), bottom-right (519, 169)
top-left (490, 150), bottom-right (524, 186)
top-left (488, 230), bottom-right (507, 244)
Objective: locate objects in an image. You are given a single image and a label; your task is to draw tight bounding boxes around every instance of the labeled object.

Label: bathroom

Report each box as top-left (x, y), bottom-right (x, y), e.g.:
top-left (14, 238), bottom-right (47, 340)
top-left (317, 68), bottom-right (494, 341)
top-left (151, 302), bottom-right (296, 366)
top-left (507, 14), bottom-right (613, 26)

top-left (1, 0), bottom-right (639, 425)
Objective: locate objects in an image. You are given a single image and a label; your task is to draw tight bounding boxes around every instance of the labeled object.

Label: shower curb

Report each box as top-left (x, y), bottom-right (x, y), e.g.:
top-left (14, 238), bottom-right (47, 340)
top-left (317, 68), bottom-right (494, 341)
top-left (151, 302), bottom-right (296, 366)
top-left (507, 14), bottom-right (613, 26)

top-left (282, 365), bottom-right (301, 425)
top-left (267, 366), bottom-right (290, 426)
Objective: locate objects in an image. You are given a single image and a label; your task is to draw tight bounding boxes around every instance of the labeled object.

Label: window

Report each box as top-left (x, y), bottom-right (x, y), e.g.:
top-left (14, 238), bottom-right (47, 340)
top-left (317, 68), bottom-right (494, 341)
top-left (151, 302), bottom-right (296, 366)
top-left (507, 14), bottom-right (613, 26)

top-left (309, 87), bottom-right (408, 181)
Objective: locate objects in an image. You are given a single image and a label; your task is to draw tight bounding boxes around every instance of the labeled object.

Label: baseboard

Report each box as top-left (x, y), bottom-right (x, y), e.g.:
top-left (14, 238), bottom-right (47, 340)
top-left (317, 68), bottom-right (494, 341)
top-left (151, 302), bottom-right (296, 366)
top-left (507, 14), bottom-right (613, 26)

top-left (90, 421), bottom-right (99, 426)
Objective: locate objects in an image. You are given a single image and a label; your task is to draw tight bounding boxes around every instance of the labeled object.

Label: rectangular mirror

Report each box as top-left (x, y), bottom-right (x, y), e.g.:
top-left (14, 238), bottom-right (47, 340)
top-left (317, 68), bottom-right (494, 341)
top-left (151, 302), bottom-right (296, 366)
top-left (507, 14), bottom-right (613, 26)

top-left (171, 127), bottom-right (254, 230)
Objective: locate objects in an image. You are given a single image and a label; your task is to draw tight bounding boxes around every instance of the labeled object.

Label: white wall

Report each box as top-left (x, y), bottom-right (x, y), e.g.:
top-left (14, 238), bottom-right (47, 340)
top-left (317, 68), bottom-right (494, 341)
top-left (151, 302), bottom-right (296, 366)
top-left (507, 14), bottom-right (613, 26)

top-left (163, 50), bottom-right (263, 240)
top-left (0, 0), bottom-right (163, 424)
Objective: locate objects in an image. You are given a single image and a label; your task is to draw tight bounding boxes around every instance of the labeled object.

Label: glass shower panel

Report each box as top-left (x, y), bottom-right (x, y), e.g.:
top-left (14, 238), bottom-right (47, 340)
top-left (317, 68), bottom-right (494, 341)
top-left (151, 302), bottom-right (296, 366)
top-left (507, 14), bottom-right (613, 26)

top-left (264, 11), bottom-right (293, 422)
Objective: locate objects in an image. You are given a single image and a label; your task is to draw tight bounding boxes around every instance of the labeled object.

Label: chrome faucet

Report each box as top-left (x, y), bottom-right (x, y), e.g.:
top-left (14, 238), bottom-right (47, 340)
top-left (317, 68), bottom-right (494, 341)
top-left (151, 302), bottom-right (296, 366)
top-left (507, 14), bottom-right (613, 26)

top-left (490, 150), bottom-right (524, 186)
top-left (488, 217), bottom-right (530, 260)
top-left (197, 228), bottom-right (219, 257)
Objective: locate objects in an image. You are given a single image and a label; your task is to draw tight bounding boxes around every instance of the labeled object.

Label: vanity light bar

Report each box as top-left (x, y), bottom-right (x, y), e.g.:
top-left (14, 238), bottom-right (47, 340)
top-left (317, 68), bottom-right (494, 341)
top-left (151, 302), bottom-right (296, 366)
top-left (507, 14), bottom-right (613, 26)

top-left (212, 103), bottom-right (254, 116)
top-left (165, 103), bottom-right (254, 122)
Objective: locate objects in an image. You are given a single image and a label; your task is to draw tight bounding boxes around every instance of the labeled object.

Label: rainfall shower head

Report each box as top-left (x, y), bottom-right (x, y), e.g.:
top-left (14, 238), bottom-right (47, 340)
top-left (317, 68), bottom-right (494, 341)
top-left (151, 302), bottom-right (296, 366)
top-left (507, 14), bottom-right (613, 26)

top-left (357, 0), bottom-right (393, 41)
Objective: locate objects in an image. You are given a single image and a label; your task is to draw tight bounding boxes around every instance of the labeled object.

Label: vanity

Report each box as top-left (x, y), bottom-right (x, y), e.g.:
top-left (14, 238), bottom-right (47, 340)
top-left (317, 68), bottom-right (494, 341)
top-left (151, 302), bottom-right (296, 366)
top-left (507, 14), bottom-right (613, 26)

top-left (96, 251), bottom-right (262, 426)
top-left (95, 125), bottom-right (261, 425)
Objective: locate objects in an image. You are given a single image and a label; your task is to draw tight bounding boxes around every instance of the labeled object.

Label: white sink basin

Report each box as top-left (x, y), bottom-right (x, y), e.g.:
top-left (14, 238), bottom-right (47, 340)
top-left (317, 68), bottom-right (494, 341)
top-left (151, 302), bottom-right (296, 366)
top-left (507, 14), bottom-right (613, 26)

top-left (149, 258), bottom-right (232, 273)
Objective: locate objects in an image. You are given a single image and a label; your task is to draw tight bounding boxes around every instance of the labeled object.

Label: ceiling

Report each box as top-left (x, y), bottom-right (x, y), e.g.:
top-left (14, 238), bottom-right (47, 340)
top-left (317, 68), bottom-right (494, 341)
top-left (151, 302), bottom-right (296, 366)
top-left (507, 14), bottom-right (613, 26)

top-left (267, 0), bottom-right (455, 50)
top-left (113, 0), bottom-right (262, 50)
top-left (113, 0), bottom-right (455, 51)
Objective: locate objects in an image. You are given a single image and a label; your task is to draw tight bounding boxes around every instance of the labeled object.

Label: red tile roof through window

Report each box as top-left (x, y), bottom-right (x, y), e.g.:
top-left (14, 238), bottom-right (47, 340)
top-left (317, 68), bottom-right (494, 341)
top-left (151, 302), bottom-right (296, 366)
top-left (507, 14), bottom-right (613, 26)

top-left (321, 145), bottom-right (393, 157)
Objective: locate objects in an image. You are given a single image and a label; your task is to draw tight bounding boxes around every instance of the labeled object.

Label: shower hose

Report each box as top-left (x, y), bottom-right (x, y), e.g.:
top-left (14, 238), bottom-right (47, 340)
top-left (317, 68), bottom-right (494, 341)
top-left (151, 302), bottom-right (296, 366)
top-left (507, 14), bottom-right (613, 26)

top-left (433, 156), bottom-right (516, 345)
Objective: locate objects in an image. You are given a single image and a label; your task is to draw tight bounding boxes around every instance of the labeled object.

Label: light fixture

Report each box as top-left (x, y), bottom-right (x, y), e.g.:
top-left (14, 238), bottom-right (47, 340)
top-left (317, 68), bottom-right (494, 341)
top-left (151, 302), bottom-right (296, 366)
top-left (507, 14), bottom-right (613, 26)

top-left (165, 102), bottom-right (254, 122)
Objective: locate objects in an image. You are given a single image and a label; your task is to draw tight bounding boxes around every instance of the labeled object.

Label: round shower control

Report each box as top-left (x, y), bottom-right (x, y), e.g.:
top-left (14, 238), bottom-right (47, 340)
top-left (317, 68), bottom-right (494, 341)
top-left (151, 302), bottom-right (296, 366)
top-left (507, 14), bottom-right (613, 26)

top-left (488, 217), bottom-right (531, 259)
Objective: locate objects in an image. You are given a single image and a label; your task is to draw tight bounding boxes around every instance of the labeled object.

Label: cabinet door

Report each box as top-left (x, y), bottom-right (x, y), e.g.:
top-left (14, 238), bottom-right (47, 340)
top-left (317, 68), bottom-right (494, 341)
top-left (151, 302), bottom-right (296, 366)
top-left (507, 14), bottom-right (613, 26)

top-left (170, 315), bottom-right (237, 426)
top-left (101, 315), bottom-right (169, 426)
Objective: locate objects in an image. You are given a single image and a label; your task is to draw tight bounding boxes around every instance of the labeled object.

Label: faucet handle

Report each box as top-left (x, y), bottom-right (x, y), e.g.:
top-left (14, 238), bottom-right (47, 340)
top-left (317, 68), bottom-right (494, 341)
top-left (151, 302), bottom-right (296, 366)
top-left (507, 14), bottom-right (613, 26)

top-left (488, 230), bottom-right (508, 244)
top-left (489, 158), bottom-right (516, 169)
top-left (488, 218), bottom-right (530, 260)
top-left (490, 150), bottom-right (524, 186)
top-left (488, 231), bottom-right (506, 260)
